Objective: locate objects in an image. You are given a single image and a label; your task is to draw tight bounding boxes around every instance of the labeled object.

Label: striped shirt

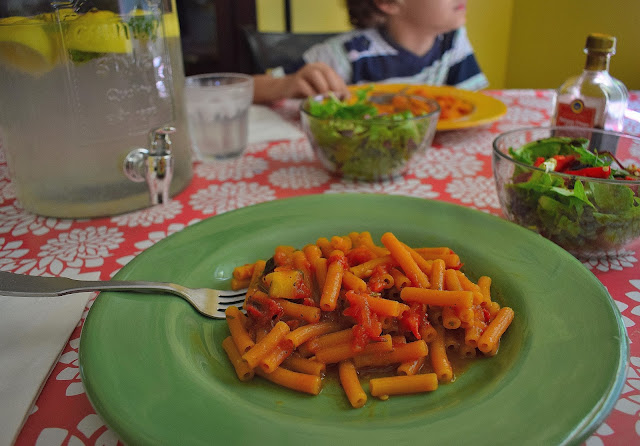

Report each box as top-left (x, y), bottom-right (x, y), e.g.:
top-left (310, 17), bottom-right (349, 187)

top-left (292, 27), bottom-right (488, 91)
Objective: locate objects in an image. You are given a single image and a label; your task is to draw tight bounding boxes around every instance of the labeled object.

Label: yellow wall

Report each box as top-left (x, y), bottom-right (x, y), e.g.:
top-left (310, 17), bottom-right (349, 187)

top-left (465, 0), bottom-right (513, 89)
top-left (256, 0), bottom-right (351, 32)
top-left (506, 0), bottom-right (640, 90)
top-left (256, 0), bottom-right (285, 31)
top-left (290, 0), bottom-right (352, 32)
top-left (256, 0), bottom-right (639, 90)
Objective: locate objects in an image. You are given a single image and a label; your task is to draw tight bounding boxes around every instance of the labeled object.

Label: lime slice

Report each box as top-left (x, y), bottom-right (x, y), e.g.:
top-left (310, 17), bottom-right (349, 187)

top-left (0, 17), bottom-right (58, 75)
top-left (65, 10), bottom-right (132, 54)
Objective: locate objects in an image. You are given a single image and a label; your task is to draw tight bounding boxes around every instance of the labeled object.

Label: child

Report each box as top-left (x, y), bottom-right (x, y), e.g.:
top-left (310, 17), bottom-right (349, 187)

top-left (253, 0), bottom-right (488, 104)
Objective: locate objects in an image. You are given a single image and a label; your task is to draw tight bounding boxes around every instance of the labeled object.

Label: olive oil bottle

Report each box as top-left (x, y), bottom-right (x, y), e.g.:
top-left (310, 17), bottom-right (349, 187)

top-left (551, 33), bottom-right (628, 133)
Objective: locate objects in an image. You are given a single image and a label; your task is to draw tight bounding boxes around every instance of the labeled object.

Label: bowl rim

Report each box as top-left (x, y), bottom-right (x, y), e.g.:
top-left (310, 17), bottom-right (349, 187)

top-left (299, 91), bottom-right (441, 122)
top-left (492, 125), bottom-right (640, 185)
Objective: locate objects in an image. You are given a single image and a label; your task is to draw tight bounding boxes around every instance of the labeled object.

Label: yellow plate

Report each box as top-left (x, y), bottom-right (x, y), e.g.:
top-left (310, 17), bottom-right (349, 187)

top-left (349, 84), bottom-right (507, 131)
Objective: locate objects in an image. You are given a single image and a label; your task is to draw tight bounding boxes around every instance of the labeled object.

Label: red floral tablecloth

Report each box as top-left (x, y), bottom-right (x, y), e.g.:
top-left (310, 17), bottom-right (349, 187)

top-left (4, 89), bottom-right (640, 445)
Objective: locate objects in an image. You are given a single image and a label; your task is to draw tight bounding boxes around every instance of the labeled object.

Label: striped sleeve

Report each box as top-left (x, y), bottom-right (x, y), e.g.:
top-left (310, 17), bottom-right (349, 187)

top-left (303, 33), bottom-right (355, 82)
top-left (444, 27), bottom-right (489, 90)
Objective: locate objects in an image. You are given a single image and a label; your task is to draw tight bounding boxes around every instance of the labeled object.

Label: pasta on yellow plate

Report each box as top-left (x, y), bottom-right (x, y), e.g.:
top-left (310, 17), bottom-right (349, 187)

top-left (222, 231), bottom-right (514, 408)
top-left (409, 88), bottom-right (475, 121)
top-left (349, 84), bottom-right (475, 121)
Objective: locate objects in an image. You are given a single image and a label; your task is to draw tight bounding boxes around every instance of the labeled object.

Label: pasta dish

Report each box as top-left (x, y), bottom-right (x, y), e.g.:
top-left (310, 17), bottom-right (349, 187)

top-left (222, 231), bottom-right (514, 408)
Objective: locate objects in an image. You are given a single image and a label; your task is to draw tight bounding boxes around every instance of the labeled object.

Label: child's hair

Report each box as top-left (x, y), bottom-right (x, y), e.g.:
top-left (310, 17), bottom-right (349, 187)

top-left (346, 0), bottom-right (398, 29)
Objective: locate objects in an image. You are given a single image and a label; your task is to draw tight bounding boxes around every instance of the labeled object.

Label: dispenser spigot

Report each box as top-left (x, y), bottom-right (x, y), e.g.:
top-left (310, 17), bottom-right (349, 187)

top-left (123, 126), bottom-right (176, 205)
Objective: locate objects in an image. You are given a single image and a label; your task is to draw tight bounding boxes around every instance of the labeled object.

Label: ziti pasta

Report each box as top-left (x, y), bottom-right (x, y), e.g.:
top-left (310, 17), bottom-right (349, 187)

top-left (223, 231), bottom-right (514, 407)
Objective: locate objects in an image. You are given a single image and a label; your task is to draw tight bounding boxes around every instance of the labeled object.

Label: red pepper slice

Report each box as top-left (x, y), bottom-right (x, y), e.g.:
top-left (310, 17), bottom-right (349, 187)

top-left (533, 157), bottom-right (546, 167)
top-left (565, 166), bottom-right (611, 179)
top-left (552, 155), bottom-right (576, 172)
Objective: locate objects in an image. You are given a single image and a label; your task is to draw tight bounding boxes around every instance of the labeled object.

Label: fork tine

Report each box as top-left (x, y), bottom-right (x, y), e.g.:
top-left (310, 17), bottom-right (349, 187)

top-left (214, 288), bottom-right (246, 319)
top-left (218, 295), bottom-right (247, 304)
top-left (213, 310), bottom-right (231, 319)
top-left (217, 288), bottom-right (248, 297)
top-left (216, 301), bottom-right (246, 318)
top-left (217, 301), bottom-right (245, 310)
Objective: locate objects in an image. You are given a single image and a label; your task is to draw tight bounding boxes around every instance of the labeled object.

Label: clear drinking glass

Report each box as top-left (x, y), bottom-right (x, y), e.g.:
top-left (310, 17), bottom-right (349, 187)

top-left (184, 73), bottom-right (254, 161)
top-left (0, 0), bottom-right (193, 218)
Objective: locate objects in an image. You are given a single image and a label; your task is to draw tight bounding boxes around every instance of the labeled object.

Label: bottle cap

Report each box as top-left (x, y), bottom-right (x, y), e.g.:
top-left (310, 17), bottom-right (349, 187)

top-left (584, 33), bottom-right (616, 54)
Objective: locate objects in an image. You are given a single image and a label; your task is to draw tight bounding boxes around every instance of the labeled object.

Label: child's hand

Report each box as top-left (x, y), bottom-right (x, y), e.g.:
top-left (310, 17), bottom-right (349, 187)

top-left (284, 63), bottom-right (348, 99)
top-left (252, 63), bottom-right (349, 104)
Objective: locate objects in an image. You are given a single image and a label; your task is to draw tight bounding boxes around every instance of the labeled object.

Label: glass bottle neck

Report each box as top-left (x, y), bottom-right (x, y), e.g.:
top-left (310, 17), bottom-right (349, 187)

top-left (584, 52), bottom-right (611, 72)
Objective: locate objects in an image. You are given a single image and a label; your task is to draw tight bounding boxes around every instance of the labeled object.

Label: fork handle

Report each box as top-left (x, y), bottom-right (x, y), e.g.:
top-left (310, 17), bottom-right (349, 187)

top-left (0, 271), bottom-right (177, 298)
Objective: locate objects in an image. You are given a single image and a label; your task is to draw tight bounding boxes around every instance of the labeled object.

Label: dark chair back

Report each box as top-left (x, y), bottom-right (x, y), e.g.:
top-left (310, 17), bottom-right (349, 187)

top-left (242, 25), bottom-right (339, 73)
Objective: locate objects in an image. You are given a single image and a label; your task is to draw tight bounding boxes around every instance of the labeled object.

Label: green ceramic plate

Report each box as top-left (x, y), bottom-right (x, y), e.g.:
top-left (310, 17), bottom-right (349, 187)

top-left (80, 194), bottom-right (628, 446)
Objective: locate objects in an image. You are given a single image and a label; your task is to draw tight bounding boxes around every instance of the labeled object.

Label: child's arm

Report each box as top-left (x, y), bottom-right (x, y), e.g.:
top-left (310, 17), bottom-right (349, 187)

top-left (253, 62), bottom-right (349, 104)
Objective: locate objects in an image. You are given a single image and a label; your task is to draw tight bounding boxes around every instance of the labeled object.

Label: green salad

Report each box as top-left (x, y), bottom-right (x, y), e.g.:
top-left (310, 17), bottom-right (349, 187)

top-left (503, 136), bottom-right (640, 255)
top-left (301, 89), bottom-right (437, 181)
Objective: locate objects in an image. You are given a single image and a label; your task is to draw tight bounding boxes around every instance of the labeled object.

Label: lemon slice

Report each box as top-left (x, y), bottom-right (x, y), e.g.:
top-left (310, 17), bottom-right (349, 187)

top-left (0, 17), bottom-right (58, 75)
top-left (38, 9), bottom-right (79, 23)
top-left (65, 10), bottom-right (132, 54)
top-left (164, 0), bottom-right (180, 38)
top-left (162, 12), bottom-right (180, 38)
top-left (0, 16), bottom-right (26, 25)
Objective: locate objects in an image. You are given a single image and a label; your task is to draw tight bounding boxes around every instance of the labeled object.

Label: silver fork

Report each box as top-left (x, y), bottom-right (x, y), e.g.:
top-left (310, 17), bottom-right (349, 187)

top-left (0, 271), bottom-right (247, 319)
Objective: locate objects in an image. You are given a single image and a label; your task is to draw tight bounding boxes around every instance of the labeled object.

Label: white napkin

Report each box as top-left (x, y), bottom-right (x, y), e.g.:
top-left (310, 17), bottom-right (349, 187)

top-left (0, 290), bottom-right (91, 445)
top-left (248, 105), bottom-right (305, 144)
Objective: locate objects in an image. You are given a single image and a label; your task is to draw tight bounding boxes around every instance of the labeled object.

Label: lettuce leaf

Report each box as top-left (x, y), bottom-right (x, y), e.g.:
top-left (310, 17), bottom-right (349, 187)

top-left (588, 181), bottom-right (635, 213)
top-left (508, 137), bottom-right (589, 165)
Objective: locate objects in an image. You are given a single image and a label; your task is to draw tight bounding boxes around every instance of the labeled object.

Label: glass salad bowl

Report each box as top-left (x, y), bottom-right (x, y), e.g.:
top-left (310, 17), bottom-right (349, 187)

top-left (492, 126), bottom-right (640, 258)
top-left (300, 91), bottom-right (440, 181)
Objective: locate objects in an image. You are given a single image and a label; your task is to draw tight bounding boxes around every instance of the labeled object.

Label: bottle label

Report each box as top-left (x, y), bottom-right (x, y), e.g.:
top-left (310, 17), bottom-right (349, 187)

top-left (555, 100), bottom-right (596, 128)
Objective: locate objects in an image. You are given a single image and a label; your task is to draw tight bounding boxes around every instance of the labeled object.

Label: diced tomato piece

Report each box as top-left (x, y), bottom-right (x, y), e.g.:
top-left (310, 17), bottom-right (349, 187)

top-left (293, 277), bottom-right (311, 300)
top-left (302, 297), bottom-right (317, 307)
top-left (398, 303), bottom-right (427, 340)
top-left (368, 264), bottom-right (390, 293)
top-left (286, 320), bottom-right (301, 330)
top-left (343, 291), bottom-right (383, 350)
top-left (328, 251), bottom-right (348, 269)
top-left (351, 325), bottom-right (369, 352)
top-left (246, 293), bottom-right (284, 325)
top-left (345, 246), bottom-right (377, 266)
